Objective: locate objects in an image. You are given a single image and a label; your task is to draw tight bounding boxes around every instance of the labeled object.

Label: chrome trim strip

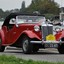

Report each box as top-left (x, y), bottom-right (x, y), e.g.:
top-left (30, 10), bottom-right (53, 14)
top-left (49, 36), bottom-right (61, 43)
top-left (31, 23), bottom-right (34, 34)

top-left (30, 41), bottom-right (42, 44)
top-left (43, 41), bottom-right (64, 44)
top-left (30, 41), bottom-right (64, 44)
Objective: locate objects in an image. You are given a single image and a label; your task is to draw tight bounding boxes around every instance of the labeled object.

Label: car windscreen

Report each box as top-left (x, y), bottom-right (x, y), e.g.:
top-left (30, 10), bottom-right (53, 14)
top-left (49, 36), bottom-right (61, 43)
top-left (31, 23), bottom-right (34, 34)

top-left (16, 15), bottom-right (45, 24)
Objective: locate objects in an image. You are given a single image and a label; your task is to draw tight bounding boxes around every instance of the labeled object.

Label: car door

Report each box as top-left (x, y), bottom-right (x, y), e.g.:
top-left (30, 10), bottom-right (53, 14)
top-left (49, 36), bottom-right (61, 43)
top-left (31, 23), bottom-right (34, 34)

top-left (5, 18), bottom-right (15, 44)
top-left (5, 18), bottom-right (21, 45)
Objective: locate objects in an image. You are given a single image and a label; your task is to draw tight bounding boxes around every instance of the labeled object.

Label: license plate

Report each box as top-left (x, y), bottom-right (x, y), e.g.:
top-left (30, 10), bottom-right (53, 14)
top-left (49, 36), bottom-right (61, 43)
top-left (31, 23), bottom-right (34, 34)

top-left (45, 44), bottom-right (58, 48)
top-left (46, 34), bottom-right (56, 41)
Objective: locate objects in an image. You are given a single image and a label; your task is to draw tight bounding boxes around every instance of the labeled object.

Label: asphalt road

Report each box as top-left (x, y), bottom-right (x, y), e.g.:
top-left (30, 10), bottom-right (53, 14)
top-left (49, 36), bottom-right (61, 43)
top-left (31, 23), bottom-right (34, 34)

top-left (1, 47), bottom-right (64, 62)
top-left (0, 22), bottom-right (64, 62)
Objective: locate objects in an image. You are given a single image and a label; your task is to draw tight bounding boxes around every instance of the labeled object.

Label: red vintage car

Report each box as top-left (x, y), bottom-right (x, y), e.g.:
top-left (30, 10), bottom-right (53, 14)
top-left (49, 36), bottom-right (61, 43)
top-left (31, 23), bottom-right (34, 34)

top-left (0, 13), bottom-right (64, 54)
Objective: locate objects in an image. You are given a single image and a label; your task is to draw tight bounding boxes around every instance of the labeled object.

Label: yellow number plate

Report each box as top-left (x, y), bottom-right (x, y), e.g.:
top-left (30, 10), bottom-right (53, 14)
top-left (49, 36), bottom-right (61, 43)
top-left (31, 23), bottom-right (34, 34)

top-left (46, 34), bottom-right (56, 41)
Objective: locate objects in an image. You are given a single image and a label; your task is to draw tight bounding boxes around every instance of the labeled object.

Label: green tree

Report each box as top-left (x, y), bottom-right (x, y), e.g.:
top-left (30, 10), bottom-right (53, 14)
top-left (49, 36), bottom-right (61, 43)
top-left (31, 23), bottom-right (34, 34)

top-left (20, 1), bottom-right (26, 13)
top-left (0, 9), bottom-right (4, 18)
top-left (26, 0), bottom-right (60, 14)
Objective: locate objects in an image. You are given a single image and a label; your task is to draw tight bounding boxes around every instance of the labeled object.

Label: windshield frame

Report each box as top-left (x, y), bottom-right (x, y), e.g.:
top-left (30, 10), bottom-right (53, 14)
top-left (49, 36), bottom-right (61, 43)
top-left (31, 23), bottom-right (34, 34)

top-left (16, 15), bottom-right (46, 24)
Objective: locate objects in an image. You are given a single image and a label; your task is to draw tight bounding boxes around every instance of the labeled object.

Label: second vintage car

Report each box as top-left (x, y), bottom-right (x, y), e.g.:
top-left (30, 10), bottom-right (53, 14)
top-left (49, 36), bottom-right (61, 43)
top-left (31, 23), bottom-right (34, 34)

top-left (0, 13), bottom-right (64, 54)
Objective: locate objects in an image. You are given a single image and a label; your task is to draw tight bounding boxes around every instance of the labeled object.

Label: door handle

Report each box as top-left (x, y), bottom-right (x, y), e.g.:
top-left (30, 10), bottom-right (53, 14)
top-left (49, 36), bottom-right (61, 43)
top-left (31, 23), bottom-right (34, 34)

top-left (13, 32), bottom-right (16, 34)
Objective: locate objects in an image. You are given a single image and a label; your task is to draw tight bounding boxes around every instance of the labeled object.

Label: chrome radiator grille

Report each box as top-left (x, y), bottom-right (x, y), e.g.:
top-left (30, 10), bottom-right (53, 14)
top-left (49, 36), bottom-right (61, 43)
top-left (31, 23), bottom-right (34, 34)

top-left (42, 26), bottom-right (53, 41)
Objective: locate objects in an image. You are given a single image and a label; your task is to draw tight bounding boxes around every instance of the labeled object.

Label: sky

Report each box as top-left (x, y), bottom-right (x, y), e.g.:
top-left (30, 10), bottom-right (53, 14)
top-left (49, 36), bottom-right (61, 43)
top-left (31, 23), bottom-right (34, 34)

top-left (0, 0), bottom-right (64, 11)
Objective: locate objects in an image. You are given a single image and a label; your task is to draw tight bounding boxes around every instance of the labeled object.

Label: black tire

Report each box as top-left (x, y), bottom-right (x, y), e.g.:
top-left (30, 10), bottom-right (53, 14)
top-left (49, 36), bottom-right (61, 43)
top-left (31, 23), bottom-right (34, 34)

top-left (32, 45), bottom-right (39, 53)
top-left (22, 36), bottom-right (32, 54)
top-left (58, 44), bottom-right (64, 54)
top-left (0, 38), bottom-right (5, 52)
top-left (0, 46), bottom-right (5, 52)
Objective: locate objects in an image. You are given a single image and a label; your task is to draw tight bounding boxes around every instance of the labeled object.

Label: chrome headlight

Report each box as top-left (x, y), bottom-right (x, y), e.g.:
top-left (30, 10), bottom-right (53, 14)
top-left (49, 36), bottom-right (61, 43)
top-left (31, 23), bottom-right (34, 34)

top-left (34, 25), bottom-right (40, 32)
top-left (55, 27), bottom-right (61, 32)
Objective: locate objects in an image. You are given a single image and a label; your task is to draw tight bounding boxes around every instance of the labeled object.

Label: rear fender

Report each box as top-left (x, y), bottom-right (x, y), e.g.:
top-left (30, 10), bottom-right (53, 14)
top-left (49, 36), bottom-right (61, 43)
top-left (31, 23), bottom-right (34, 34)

top-left (0, 29), bottom-right (5, 45)
top-left (21, 30), bottom-right (41, 40)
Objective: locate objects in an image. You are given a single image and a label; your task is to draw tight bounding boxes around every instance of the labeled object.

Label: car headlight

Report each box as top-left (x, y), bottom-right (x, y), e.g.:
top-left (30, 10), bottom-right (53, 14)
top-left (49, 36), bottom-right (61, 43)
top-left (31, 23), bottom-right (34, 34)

top-left (34, 25), bottom-right (40, 32)
top-left (55, 27), bottom-right (61, 32)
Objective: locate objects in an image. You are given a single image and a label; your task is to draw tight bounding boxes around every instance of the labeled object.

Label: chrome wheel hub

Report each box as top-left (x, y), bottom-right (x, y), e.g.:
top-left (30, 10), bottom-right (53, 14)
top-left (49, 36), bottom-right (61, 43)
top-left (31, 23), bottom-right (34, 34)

top-left (23, 40), bottom-right (28, 52)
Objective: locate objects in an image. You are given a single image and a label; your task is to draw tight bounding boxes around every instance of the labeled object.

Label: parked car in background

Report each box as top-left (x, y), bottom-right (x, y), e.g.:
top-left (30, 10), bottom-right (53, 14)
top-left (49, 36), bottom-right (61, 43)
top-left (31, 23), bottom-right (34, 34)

top-left (0, 13), bottom-right (64, 54)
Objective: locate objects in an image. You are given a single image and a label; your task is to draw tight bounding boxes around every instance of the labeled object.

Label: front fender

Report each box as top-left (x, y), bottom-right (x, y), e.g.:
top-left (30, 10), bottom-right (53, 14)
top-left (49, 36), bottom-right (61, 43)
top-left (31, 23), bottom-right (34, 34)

top-left (55, 30), bottom-right (64, 40)
top-left (0, 29), bottom-right (5, 45)
top-left (21, 30), bottom-right (41, 40)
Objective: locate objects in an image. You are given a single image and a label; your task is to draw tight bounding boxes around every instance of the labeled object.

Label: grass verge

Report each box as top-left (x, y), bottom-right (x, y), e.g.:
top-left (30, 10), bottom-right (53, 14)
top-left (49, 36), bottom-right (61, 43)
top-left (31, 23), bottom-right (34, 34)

top-left (0, 55), bottom-right (64, 64)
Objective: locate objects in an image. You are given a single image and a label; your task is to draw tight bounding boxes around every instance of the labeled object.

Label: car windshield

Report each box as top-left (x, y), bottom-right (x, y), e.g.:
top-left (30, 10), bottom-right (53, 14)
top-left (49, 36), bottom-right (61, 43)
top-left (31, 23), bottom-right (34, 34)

top-left (16, 15), bottom-right (45, 24)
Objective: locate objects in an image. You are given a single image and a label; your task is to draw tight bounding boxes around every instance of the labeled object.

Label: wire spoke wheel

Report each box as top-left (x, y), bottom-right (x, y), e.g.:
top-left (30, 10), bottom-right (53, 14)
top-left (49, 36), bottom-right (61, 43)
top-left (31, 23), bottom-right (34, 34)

top-left (22, 36), bottom-right (32, 54)
top-left (23, 40), bottom-right (29, 52)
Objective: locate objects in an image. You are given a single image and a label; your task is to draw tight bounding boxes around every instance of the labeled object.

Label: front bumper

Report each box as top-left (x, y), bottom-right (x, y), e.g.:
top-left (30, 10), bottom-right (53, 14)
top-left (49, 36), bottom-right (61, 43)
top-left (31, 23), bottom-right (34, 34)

top-left (30, 41), bottom-right (64, 48)
top-left (30, 41), bottom-right (64, 44)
